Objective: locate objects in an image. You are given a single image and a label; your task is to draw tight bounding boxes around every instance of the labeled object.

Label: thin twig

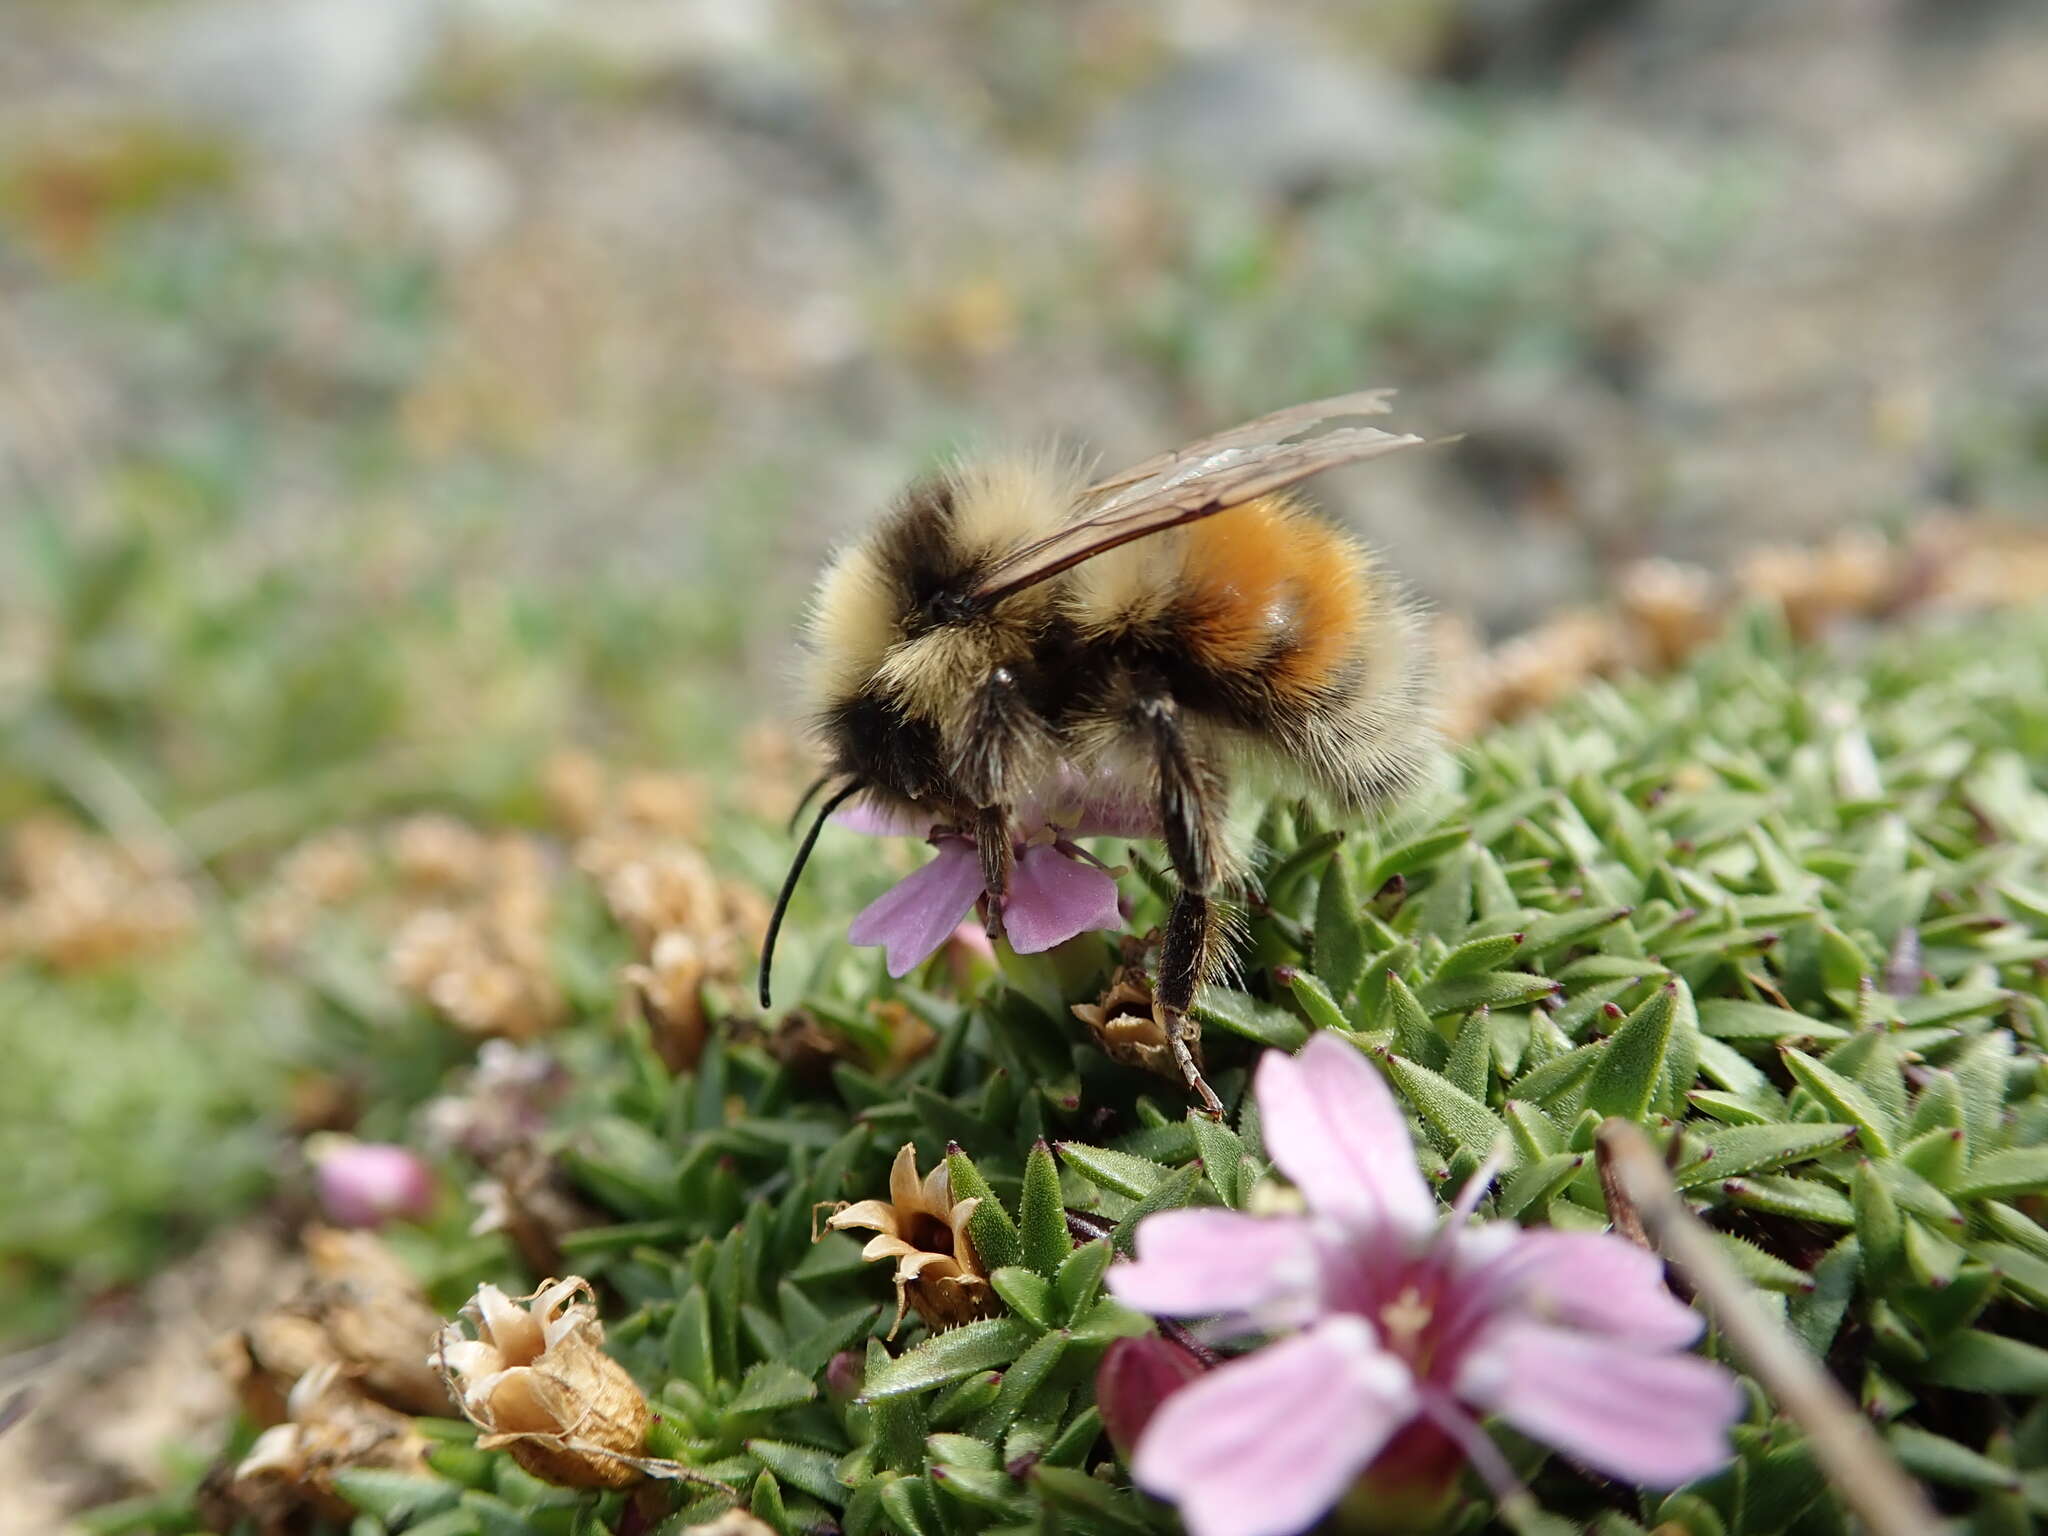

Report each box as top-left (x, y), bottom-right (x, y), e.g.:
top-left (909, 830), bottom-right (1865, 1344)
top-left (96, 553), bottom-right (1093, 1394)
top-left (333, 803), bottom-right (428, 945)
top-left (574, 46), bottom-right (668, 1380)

top-left (1596, 1120), bottom-right (1941, 1536)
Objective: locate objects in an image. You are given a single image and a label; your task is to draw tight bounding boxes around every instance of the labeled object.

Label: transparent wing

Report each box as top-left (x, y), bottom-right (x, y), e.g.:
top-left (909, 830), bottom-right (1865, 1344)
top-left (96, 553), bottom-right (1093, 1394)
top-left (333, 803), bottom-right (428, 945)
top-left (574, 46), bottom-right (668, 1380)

top-left (969, 391), bottom-right (1426, 604)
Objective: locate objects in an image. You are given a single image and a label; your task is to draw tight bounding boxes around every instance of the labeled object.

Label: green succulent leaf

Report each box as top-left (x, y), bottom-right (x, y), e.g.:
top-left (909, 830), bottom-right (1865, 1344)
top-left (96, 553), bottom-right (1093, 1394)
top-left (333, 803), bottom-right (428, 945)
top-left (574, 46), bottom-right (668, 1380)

top-left (862, 1317), bottom-right (1037, 1400)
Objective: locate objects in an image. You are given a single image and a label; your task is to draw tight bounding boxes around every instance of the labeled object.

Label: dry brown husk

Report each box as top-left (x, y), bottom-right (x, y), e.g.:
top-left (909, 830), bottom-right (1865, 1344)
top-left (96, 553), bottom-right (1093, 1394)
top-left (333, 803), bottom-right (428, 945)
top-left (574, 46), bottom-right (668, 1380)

top-left (434, 1277), bottom-right (654, 1489)
top-left (823, 1143), bottom-right (998, 1336)
top-left (200, 1362), bottom-right (430, 1533)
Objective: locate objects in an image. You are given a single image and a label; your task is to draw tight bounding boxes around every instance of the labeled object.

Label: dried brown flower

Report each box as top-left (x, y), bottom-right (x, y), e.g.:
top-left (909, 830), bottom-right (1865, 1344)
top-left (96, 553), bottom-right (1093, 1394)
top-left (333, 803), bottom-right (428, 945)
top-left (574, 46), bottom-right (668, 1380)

top-left (825, 1144), bottom-right (997, 1337)
top-left (387, 863), bottom-right (563, 1042)
top-left (206, 1363), bottom-right (430, 1532)
top-left (390, 813), bottom-right (496, 893)
top-left (466, 1144), bottom-right (604, 1278)
top-left (212, 1226), bottom-right (450, 1449)
top-left (215, 1312), bottom-right (342, 1429)
top-left (1617, 557), bottom-right (1723, 670)
top-left (1073, 966), bottom-right (1181, 1084)
top-left (625, 928), bottom-right (713, 1073)
top-left (616, 771), bottom-right (706, 840)
top-left (434, 1277), bottom-right (652, 1489)
top-left (0, 817), bottom-right (196, 971)
top-left (1737, 529), bottom-right (1902, 641)
top-left (300, 1227), bottom-right (454, 1416)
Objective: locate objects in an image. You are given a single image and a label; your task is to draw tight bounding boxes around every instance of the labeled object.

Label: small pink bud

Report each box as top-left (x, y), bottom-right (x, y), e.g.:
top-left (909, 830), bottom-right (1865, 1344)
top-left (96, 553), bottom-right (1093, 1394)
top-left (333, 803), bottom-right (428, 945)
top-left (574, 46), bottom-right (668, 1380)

top-left (309, 1137), bottom-right (436, 1228)
top-left (945, 920), bottom-right (998, 989)
top-left (824, 1350), bottom-right (865, 1402)
top-left (1096, 1333), bottom-right (1207, 1459)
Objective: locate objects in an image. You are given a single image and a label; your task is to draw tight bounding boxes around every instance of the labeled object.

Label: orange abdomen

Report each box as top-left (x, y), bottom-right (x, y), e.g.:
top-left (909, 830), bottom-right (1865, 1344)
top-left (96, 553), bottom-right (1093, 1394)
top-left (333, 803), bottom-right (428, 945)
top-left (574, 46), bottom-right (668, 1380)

top-left (1177, 495), bottom-right (1371, 701)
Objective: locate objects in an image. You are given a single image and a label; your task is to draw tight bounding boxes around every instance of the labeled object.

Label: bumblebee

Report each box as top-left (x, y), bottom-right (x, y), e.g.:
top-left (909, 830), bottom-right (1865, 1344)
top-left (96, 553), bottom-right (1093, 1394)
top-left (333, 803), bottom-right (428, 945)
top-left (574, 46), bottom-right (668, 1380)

top-left (761, 392), bottom-right (1438, 1112)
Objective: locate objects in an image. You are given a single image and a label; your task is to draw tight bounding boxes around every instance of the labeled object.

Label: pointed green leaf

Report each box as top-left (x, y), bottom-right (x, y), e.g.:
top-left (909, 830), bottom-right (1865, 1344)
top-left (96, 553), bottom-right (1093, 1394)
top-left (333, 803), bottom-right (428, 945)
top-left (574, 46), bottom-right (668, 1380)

top-left (1781, 1045), bottom-right (1894, 1157)
top-left (1504, 1098), bottom-right (1561, 1159)
top-left (1718, 1174), bottom-right (1854, 1226)
top-left (930, 1464), bottom-right (1027, 1516)
top-left (1043, 1405), bottom-right (1103, 1468)
top-left (1854, 1160), bottom-right (1904, 1290)
top-left (1584, 984), bottom-right (1677, 1122)
top-left (1955, 1147), bottom-right (2048, 1203)
top-left (1368, 823), bottom-right (1471, 889)
top-left (1018, 1141), bottom-right (1071, 1278)
top-left (1522, 906), bottom-right (1633, 959)
top-left (1898, 1126), bottom-right (1967, 1189)
top-left (988, 1267), bottom-right (1052, 1329)
top-left (1434, 931), bottom-right (1525, 979)
top-left (1418, 970), bottom-right (1562, 1016)
top-left (946, 1146), bottom-right (1023, 1274)
top-left (862, 1317), bottom-right (1036, 1400)
top-left (1191, 986), bottom-right (1308, 1049)
top-left (1887, 1426), bottom-right (2021, 1494)
top-left (752, 1470), bottom-right (792, 1536)
top-left (667, 1286), bottom-right (716, 1393)
top-left (1506, 1043), bottom-right (1601, 1107)
top-left (1053, 1142), bottom-right (1170, 1200)
top-left (1110, 1163), bottom-right (1207, 1254)
top-left (1377, 970), bottom-right (1445, 1069)
top-left (1379, 1051), bottom-right (1512, 1166)
top-left (968, 1328), bottom-right (1069, 1440)
top-left (1188, 1113), bottom-right (1248, 1207)
top-left (1285, 969), bottom-right (1349, 1034)
top-left (1788, 1233), bottom-right (1860, 1356)
top-left (876, 1477), bottom-right (936, 1536)
top-left (929, 1371), bottom-right (1003, 1429)
top-left (1315, 853), bottom-right (1367, 1002)
top-left (1697, 1000), bottom-right (1849, 1042)
top-left (1029, 1465), bottom-right (1157, 1534)
top-left (745, 1440), bottom-right (848, 1506)
top-left (1921, 1330), bottom-right (2048, 1393)
top-left (1444, 1008), bottom-right (1491, 1099)
top-left (1708, 1230), bottom-right (1814, 1293)
top-left (728, 1361), bottom-right (818, 1415)
top-left (1498, 1152), bottom-right (1585, 1219)
top-left (1676, 1123), bottom-right (1857, 1188)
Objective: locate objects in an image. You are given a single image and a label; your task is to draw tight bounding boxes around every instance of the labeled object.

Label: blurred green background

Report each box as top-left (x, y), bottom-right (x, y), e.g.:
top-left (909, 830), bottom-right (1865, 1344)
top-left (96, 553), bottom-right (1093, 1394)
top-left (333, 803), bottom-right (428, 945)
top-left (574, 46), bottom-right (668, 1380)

top-left (2, 0), bottom-right (2046, 1458)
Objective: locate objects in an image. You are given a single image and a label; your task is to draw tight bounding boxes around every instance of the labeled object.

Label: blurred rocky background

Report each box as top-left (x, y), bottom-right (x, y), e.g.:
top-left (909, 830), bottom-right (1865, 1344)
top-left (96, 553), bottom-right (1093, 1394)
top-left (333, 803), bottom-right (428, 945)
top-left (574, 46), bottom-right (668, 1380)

top-left (6, 0), bottom-right (2044, 671)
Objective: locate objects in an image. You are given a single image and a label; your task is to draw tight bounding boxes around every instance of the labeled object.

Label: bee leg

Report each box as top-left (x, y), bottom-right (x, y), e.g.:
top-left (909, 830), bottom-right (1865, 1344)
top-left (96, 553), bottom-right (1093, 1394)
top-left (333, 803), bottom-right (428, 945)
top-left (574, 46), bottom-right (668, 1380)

top-left (973, 805), bottom-right (1013, 938)
top-left (1136, 690), bottom-right (1228, 1119)
top-left (1156, 891), bottom-right (1225, 1118)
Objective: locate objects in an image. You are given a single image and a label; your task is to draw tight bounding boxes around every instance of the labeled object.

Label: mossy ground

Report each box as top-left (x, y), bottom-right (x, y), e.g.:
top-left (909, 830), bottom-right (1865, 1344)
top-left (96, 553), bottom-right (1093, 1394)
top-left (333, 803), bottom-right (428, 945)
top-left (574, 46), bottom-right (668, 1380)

top-left (23, 597), bottom-right (2046, 1536)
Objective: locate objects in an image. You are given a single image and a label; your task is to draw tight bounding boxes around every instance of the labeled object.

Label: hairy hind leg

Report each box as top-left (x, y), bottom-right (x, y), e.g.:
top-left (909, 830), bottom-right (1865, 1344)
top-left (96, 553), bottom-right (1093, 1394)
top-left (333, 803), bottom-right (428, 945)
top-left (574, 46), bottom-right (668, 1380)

top-left (1136, 691), bottom-right (1228, 1118)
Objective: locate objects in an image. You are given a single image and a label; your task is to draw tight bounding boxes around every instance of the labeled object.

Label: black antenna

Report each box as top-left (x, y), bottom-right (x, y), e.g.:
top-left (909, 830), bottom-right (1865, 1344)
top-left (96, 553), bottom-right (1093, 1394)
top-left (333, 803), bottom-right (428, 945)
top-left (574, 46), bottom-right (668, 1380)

top-left (758, 780), bottom-right (863, 1009)
top-left (786, 772), bottom-right (832, 835)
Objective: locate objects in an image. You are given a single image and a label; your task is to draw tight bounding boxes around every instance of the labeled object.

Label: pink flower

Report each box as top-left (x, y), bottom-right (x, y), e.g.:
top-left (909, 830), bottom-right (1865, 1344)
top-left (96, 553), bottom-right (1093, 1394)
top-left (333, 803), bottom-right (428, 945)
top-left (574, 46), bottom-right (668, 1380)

top-left (1106, 1034), bottom-right (1743, 1536)
top-left (843, 776), bottom-right (1154, 978)
top-left (308, 1136), bottom-right (437, 1228)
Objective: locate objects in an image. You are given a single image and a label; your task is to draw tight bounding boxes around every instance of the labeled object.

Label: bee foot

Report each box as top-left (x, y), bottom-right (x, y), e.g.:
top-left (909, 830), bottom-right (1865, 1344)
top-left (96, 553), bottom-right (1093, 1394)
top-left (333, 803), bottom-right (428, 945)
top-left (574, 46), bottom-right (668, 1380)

top-left (1155, 1001), bottom-right (1224, 1119)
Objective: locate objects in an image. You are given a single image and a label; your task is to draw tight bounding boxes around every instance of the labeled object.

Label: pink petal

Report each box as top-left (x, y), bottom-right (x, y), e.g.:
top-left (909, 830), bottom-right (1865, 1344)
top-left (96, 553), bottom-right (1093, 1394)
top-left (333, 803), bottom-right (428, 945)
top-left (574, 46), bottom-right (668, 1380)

top-left (1465, 1229), bottom-right (1704, 1349)
top-left (1002, 843), bottom-right (1122, 954)
top-left (835, 799), bottom-right (935, 837)
top-left (1133, 1317), bottom-right (1417, 1536)
top-left (1107, 1208), bottom-right (1322, 1322)
top-left (1455, 1319), bottom-right (1743, 1488)
top-left (846, 840), bottom-right (985, 977)
top-left (1255, 1034), bottom-right (1435, 1239)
